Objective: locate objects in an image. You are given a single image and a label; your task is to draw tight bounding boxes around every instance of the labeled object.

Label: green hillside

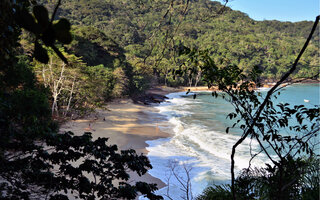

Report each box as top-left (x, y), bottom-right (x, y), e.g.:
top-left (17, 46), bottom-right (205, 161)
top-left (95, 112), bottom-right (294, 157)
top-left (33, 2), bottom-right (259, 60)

top-left (37, 0), bottom-right (319, 86)
top-left (1, 1), bottom-right (319, 199)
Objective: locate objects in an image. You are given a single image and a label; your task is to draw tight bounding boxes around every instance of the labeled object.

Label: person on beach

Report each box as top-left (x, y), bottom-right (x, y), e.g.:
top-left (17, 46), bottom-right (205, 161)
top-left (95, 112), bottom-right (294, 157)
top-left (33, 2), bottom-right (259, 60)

top-left (84, 123), bottom-right (95, 131)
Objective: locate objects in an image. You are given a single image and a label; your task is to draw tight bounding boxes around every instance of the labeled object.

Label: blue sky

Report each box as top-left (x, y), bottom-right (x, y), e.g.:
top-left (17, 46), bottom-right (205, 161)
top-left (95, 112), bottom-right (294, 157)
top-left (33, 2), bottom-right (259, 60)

top-left (216, 0), bottom-right (319, 22)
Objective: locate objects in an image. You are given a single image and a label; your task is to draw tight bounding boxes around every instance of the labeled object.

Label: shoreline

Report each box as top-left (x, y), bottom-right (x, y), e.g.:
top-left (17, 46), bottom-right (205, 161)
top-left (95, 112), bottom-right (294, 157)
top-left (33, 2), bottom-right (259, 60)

top-left (60, 87), bottom-right (183, 193)
top-left (59, 82), bottom-right (319, 198)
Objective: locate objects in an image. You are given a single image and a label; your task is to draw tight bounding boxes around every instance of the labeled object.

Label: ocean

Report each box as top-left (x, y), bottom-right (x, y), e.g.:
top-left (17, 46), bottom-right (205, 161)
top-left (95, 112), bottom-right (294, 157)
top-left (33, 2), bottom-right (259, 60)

top-left (140, 83), bottom-right (319, 200)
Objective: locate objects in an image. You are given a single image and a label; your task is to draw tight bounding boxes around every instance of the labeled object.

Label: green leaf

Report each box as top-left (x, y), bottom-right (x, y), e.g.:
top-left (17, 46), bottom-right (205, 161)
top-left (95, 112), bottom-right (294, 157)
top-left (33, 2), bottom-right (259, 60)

top-left (53, 19), bottom-right (72, 44)
top-left (53, 18), bottom-right (71, 31)
top-left (55, 31), bottom-right (72, 44)
top-left (33, 5), bottom-right (49, 27)
top-left (15, 8), bottom-right (40, 34)
top-left (41, 27), bottom-right (55, 46)
top-left (34, 41), bottom-right (49, 63)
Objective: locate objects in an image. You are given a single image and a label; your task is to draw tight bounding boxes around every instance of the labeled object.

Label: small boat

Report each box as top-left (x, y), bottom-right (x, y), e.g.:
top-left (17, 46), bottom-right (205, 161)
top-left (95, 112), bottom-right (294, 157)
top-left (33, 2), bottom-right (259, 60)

top-left (304, 99), bottom-right (310, 103)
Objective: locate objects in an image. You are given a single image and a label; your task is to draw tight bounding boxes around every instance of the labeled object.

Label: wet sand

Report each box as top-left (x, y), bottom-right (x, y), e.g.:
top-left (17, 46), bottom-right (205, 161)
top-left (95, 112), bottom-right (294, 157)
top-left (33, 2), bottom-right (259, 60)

top-left (60, 98), bottom-right (171, 191)
top-left (59, 86), bottom-right (206, 198)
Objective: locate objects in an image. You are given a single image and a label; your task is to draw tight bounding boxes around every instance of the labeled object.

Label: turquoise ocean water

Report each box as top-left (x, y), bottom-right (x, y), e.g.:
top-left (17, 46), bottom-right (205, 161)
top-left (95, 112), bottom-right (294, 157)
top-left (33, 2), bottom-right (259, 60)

top-left (140, 84), bottom-right (319, 200)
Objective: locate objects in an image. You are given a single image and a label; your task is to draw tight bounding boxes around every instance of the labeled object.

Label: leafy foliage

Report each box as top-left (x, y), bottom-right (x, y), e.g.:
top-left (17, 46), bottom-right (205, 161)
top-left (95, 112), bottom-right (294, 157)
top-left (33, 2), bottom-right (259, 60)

top-left (180, 15), bottom-right (320, 200)
top-left (14, 0), bottom-right (72, 63)
top-left (67, 25), bottom-right (126, 68)
top-left (1, 1), bottom-right (162, 199)
top-left (81, 64), bottom-right (116, 105)
top-left (1, 131), bottom-right (162, 199)
top-left (38, 0), bottom-right (319, 86)
top-left (197, 157), bottom-right (319, 200)
top-left (32, 49), bottom-right (118, 116)
top-left (2, 0), bottom-right (319, 199)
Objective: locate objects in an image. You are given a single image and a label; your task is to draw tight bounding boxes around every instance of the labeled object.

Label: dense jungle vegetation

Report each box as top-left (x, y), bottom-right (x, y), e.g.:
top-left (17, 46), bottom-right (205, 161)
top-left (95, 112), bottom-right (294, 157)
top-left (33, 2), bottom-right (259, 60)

top-left (1, 0), bottom-right (162, 199)
top-left (15, 0), bottom-right (319, 116)
top-left (38, 0), bottom-right (319, 87)
top-left (1, 0), bottom-right (319, 199)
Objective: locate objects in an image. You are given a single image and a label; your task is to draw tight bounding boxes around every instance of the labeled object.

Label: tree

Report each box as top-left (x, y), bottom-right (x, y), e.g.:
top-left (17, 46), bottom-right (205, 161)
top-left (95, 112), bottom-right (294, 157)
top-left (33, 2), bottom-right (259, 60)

top-left (36, 0), bottom-right (319, 88)
top-left (180, 15), bottom-right (320, 200)
top-left (196, 157), bottom-right (319, 200)
top-left (0, 1), bottom-right (162, 199)
top-left (33, 49), bottom-right (86, 116)
top-left (1, 131), bottom-right (162, 199)
top-left (13, 0), bottom-right (72, 64)
top-left (165, 161), bottom-right (193, 200)
top-left (33, 49), bottom-right (117, 117)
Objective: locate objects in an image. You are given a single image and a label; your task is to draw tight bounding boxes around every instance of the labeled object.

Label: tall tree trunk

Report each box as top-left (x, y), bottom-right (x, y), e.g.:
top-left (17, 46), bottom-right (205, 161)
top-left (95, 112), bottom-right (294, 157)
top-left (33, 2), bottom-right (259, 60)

top-left (194, 70), bottom-right (201, 87)
top-left (51, 63), bottom-right (65, 116)
top-left (64, 77), bottom-right (76, 117)
top-left (165, 72), bottom-right (168, 86)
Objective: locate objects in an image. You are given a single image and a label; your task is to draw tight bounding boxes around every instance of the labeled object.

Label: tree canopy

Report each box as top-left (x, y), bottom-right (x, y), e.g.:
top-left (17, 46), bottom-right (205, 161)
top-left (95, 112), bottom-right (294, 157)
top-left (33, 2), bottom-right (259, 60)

top-left (1, 0), bottom-right (319, 199)
top-left (37, 0), bottom-right (319, 87)
top-left (0, 1), bottom-right (162, 199)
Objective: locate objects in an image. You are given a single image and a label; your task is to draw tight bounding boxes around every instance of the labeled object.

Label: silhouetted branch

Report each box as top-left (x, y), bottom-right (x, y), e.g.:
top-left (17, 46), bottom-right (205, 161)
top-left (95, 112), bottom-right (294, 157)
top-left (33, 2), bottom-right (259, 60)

top-left (230, 15), bottom-right (320, 200)
top-left (50, 0), bottom-right (62, 23)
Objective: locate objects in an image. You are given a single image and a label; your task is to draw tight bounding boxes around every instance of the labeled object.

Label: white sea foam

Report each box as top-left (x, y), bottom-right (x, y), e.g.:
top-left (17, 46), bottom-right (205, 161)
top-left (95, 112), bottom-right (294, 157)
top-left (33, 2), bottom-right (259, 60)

top-left (257, 87), bottom-right (271, 92)
top-left (141, 92), bottom-right (269, 200)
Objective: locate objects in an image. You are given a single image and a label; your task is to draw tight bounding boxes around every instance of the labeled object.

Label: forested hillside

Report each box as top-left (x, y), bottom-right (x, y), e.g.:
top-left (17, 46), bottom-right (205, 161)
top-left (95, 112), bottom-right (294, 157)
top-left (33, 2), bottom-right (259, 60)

top-left (1, 1), bottom-right (163, 199)
top-left (20, 26), bottom-right (136, 117)
top-left (36, 0), bottom-right (319, 87)
top-left (1, 1), bottom-right (319, 199)
top-left (16, 0), bottom-right (319, 115)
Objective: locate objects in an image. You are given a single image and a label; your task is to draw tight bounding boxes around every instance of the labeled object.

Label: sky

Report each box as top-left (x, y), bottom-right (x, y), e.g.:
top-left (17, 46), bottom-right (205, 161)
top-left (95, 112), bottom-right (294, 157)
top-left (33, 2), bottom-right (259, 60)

top-left (216, 0), bottom-right (320, 22)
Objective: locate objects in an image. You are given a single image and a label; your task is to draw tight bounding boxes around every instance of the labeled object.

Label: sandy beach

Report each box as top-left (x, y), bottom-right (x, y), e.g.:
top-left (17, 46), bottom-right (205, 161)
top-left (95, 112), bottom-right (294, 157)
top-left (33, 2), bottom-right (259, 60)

top-left (59, 85), bottom-right (216, 199)
top-left (58, 85), bottom-right (269, 192)
top-left (60, 87), bottom-right (186, 193)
